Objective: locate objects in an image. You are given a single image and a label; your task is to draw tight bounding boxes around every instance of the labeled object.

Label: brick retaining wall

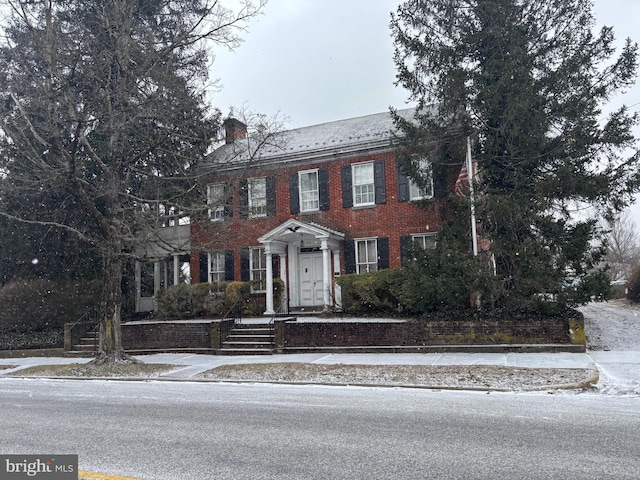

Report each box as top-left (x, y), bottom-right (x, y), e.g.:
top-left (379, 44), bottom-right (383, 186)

top-left (274, 315), bottom-right (582, 350)
top-left (122, 322), bottom-right (214, 350)
top-left (108, 314), bottom-right (584, 354)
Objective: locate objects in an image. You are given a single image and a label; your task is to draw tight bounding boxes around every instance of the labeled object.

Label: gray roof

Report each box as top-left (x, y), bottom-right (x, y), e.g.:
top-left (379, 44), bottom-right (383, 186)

top-left (207, 107), bottom-right (417, 172)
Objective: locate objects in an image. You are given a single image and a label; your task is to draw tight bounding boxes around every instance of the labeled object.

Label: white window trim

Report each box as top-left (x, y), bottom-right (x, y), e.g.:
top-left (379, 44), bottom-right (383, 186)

top-left (299, 169), bottom-right (320, 212)
top-left (209, 251), bottom-right (225, 282)
top-left (249, 247), bottom-right (267, 292)
top-left (207, 183), bottom-right (226, 221)
top-left (352, 162), bottom-right (375, 207)
top-left (408, 155), bottom-right (434, 200)
top-left (355, 237), bottom-right (378, 274)
top-left (248, 177), bottom-right (267, 218)
top-left (411, 233), bottom-right (437, 250)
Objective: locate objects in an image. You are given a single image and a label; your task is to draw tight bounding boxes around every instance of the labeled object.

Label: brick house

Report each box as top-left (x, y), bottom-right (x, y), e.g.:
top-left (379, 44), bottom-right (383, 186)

top-left (184, 108), bottom-right (459, 315)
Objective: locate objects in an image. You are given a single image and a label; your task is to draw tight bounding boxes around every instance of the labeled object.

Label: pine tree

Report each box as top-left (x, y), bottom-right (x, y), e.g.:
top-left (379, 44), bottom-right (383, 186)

top-left (0, 0), bottom-right (264, 363)
top-left (391, 0), bottom-right (639, 310)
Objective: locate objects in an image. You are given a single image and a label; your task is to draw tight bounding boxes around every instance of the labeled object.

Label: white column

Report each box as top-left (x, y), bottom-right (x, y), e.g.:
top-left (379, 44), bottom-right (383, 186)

top-left (264, 246), bottom-right (274, 315)
top-left (280, 249), bottom-right (288, 313)
top-left (321, 239), bottom-right (331, 310)
top-left (153, 261), bottom-right (161, 295)
top-left (333, 248), bottom-right (342, 310)
top-left (173, 254), bottom-right (180, 285)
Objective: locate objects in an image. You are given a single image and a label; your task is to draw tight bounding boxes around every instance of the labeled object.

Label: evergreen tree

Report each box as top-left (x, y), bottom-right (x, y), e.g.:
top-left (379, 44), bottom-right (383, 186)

top-left (391, 0), bottom-right (639, 310)
top-left (0, 0), bottom-right (264, 363)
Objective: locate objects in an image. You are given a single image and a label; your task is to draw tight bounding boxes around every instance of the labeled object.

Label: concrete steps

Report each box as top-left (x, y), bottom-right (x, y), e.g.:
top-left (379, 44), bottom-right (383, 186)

top-left (220, 324), bottom-right (274, 355)
top-left (67, 334), bottom-right (98, 357)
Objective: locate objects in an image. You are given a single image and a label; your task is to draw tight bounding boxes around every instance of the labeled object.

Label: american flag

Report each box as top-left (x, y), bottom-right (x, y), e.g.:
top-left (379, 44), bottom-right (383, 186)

top-left (454, 161), bottom-right (468, 196)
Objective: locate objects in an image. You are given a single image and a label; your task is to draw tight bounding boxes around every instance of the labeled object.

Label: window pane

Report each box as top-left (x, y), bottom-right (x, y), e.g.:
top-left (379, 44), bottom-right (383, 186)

top-left (353, 164), bottom-right (375, 206)
top-left (208, 184), bottom-right (225, 219)
top-left (409, 156), bottom-right (433, 200)
top-left (300, 171), bottom-right (319, 211)
top-left (412, 234), bottom-right (436, 250)
top-left (250, 247), bottom-right (266, 291)
top-left (248, 178), bottom-right (267, 217)
top-left (353, 164), bottom-right (373, 185)
top-left (356, 239), bottom-right (378, 274)
top-left (140, 262), bottom-right (154, 297)
top-left (210, 251), bottom-right (225, 282)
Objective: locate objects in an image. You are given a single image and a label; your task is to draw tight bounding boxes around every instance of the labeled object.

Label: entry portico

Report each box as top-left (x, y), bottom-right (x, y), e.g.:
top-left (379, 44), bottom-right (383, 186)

top-left (258, 219), bottom-right (345, 314)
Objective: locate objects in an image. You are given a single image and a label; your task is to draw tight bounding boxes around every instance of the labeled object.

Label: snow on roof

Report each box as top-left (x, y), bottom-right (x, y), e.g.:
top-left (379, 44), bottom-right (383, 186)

top-left (207, 107), bottom-right (418, 170)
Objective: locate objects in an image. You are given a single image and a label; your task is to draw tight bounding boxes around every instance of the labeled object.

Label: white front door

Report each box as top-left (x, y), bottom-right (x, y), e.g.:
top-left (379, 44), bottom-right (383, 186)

top-left (299, 253), bottom-right (324, 306)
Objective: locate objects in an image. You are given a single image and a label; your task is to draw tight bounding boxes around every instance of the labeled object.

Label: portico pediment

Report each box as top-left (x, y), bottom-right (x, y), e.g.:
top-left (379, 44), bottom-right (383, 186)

top-left (258, 219), bottom-right (344, 247)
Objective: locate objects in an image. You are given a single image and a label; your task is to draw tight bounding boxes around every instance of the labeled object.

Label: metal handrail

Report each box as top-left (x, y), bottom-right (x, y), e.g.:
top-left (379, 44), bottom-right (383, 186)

top-left (65, 308), bottom-right (100, 353)
top-left (220, 300), bottom-right (243, 323)
top-left (67, 308), bottom-right (99, 331)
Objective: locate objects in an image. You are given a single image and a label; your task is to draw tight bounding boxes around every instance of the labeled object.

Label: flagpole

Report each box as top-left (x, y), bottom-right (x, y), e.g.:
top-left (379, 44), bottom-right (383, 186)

top-left (467, 136), bottom-right (478, 257)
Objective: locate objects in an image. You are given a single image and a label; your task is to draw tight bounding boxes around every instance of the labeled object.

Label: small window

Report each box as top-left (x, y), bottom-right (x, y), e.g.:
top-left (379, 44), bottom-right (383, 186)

top-left (409, 155), bottom-right (434, 200)
top-left (250, 247), bottom-right (267, 292)
top-left (356, 238), bottom-right (378, 274)
top-left (248, 177), bottom-right (267, 218)
top-left (299, 170), bottom-right (319, 212)
top-left (352, 163), bottom-right (375, 206)
top-left (412, 234), bottom-right (437, 250)
top-left (209, 251), bottom-right (225, 282)
top-left (207, 183), bottom-right (226, 221)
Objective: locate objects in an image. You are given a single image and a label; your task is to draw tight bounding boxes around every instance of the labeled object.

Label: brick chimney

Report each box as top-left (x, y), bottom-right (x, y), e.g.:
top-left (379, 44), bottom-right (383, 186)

top-left (223, 118), bottom-right (247, 144)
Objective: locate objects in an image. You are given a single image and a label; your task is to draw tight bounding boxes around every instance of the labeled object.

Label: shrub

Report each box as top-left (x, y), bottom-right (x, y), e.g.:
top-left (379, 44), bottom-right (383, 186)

top-left (337, 269), bottom-right (404, 314)
top-left (0, 278), bottom-right (98, 334)
top-left (157, 279), bottom-right (285, 319)
top-left (156, 282), bottom-right (228, 319)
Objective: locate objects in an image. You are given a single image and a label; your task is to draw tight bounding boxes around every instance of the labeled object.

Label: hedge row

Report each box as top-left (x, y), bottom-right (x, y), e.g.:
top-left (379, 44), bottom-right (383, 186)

top-left (0, 278), bottom-right (98, 334)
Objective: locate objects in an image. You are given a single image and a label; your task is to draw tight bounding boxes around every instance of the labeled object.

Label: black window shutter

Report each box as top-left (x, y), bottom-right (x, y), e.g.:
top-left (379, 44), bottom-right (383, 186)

top-left (341, 165), bottom-right (353, 208)
top-left (224, 184), bottom-right (233, 218)
top-left (289, 173), bottom-right (300, 214)
top-left (318, 168), bottom-right (330, 211)
top-left (399, 235), bottom-right (412, 265)
top-left (266, 176), bottom-right (276, 216)
top-left (377, 237), bottom-right (389, 270)
top-left (239, 180), bottom-right (248, 218)
top-left (374, 160), bottom-right (386, 204)
top-left (240, 248), bottom-right (249, 282)
top-left (224, 250), bottom-right (234, 281)
top-left (433, 165), bottom-right (448, 198)
top-left (272, 255), bottom-right (279, 278)
top-left (397, 165), bottom-right (409, 202)
top-left (199, 252), bottom-right (208, 283)
top-left (344, 240), bottom-right (356, 274)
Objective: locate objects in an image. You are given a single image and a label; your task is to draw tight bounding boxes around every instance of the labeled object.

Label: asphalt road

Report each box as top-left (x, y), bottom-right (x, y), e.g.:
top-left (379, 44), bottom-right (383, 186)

top-left (1, 378), bottom-right (639, 480)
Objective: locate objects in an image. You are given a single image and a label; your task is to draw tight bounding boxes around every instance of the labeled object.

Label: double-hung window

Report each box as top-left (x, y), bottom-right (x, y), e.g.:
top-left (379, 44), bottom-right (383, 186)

top-left (250, 247), bottom-right (267, 292)
top-left (408, 155), bottom-right (434, 200)
top-left (299, 170), bottom-right (319, 212)
top-left (207, 183), bottom-right (226, 221)
top-left (352, 163), bottom-right (375, 207)
top-left (412, 233), bottom-right (436, 250)
top-left (209, 251), bottom-right (225, 282)
top-left (248, 177), bottom-right (267, 218)
top-left (356, 238), bottom-right (378, 273)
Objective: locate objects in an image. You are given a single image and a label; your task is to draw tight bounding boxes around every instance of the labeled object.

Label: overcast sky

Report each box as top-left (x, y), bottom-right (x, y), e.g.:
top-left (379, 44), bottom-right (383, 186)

top-left (211, 0), bottom-right (640, 219)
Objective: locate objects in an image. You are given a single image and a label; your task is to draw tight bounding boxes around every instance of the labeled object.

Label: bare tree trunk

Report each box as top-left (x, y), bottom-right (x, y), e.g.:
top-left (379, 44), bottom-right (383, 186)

top-left (93, 246), bottom-right (138, 365)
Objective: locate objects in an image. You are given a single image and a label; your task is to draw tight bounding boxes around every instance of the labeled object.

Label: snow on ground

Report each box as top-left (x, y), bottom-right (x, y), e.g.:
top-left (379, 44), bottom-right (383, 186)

top-left (580, 299), bottom-right (640, 351)
top-left (197, 363), bottom-right (596, 392)
top-left (580, 300), bottom-right (640, 396)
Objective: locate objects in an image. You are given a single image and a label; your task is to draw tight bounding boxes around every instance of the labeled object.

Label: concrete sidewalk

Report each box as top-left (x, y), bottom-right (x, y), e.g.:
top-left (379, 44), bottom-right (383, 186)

top-left (0, 351), bottom-right (597, 379)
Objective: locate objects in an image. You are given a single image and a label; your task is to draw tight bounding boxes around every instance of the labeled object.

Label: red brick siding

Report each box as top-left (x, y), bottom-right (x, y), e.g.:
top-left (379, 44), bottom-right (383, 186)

top-left (276, 317), bottom-right (573, 349)
top-left (192, 150), bottom-right (452, 281)
top-left (122, 322), bottom-right (213, 350)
